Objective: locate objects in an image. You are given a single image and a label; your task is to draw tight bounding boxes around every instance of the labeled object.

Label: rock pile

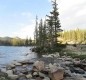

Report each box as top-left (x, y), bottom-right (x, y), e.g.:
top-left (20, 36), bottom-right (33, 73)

top-left (0, 53), bottom-right (86, 80)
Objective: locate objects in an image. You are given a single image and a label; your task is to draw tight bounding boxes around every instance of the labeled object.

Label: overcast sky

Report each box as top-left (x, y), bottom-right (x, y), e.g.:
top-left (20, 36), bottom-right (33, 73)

top-left (0, 0), bottom-right (86, 39)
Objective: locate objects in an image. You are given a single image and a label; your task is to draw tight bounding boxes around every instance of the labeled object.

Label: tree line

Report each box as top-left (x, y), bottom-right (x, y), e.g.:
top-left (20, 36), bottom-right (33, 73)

top-left (0, 37), bottom-right (34, 46)
top-left (60, 29), bottom-right (86, 44)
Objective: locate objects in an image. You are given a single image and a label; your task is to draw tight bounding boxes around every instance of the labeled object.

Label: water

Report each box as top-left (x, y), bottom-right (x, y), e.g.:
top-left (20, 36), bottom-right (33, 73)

top-left (0, 46), bottom-right (38, 67)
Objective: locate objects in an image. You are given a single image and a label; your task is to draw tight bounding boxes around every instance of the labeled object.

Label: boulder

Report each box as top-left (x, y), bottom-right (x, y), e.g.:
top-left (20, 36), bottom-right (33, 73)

top-left (42, 54), bottom-right (53, 58)
top-left (39, 72), bottom-right (46, 78)
top-left (15, 62), bottom-right (21, 66)
top-left (65, 57), bottom-right (72, 61)
top-left (80, 78), bottom-right (86, 80)
top-left (64, 61), bottom-right (73, 66)
top-left (49, 69), bottom-right (64, 80)
top-left (8, 74), bottom-right (18, 80)
top-left (6, 70), bottom-right (13, 75)
top-left (18, 76), bottom-right (27, 80)
top-left (73, 58), bottom-right (81, 65)
top-left (49, 63), bottom-right (58, 73)
top-left (0, 71), bottom-right (11, 80)
top-left (84, 67), bottom-right (86, 71)
top-left (49, 64), bottom-right (64, 80)
top-left (22, 65), bottom-right (27, 67)
top-left (11, 60), bottom-right (22, 66)
top-left (74, 68), bottom-right (85, 74)
top-left (33, 61), bottom-right (45, 71)
top-left (18, 73), bottom-right (25, 77)
top-left (10, 64), bottom-right (16, 69)
top-left (32, 66), bottom-right (38, 71)
top-left (26, 74), bottom-right (32, 78)
top-left (33, 72), bottom-right (38, 75)
top-left (19, 60), bottom-right (33, 65)
top-left (54, 52), bottom-right (60, 58)
top-left (21, 68), bottom-right (28, 75)
top-left (64, 70), bottom-right (72, 77)
top-left (6, 64), bottom-right (15, 70)
top-left (1, 68), bottom-right (7, 73)
top-left (43, 77), bottom-right (50, 80)
top-left (36, 77), bottom-right (43, 80)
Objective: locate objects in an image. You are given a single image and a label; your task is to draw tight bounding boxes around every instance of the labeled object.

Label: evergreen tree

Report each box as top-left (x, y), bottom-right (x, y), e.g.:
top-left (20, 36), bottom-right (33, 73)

top-left (46, 0), bottom-right (62, 47)
top-left (60, 29), bottom-right (86, 44)
top-left (38, 19), bottom-right (43, 47)
top-left (34, 16), bottom-right (39, 46)
top-left (28, 37), bottom-right (32, 46)
top-left (42, 20), bottom-right (47, 47)
top-left (25, 37), bottom-right (28, 46)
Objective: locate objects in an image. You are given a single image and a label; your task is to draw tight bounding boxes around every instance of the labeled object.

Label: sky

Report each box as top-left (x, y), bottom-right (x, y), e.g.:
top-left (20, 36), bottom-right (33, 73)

top-left (0, 0), bottom-right (86, 39)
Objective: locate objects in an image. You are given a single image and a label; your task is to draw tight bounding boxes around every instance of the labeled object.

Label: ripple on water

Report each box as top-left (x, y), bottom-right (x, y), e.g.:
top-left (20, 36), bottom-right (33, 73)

top-left (0, 46), bottom-right (38, 68)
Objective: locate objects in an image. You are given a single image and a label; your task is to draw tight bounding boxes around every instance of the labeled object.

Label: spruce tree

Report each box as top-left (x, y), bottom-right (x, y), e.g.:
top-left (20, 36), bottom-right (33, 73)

top-left (46, 0), bottom-right (62, 47)
top-left (25, 36), bottom-right (28, 46)
top-left (38, 19), bottom-right (43, 47)
top-left (34, 16), bottom-right (39, 46)
top-left (42, 20), bottom-right (47, 47)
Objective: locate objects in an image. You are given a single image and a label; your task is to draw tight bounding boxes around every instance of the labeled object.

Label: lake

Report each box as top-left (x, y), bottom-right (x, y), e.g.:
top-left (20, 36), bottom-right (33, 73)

top-left (0, 46), bottom-right (38, 67)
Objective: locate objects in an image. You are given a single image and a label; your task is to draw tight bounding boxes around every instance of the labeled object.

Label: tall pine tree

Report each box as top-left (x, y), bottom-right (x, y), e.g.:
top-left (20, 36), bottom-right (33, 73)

top-left (46, 0), bottom-right (62, 47)
top-left (34, 16), bottom-right (39, 46)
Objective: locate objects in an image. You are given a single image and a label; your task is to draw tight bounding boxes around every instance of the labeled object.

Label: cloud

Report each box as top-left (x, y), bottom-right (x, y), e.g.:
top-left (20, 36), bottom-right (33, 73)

top-left (75, 6), bottom-right (86, 17)
top-left (10, 11), bottom-right (35, 39)
top-left (13, 21), bottom-right (35, 39)
top-left (57, 0), bottom-right (86, 30)
top-left (48, 0), bottom-right (86, 30)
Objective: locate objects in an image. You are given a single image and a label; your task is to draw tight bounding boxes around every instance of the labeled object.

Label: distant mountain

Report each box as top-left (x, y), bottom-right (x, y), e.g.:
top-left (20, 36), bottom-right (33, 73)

top-left (0, 37), bottom-right (13, 41)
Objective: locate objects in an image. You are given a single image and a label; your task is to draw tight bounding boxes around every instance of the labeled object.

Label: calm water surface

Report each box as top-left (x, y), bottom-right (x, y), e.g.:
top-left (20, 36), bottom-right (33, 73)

top-left (0, 46), bottom-right (38, 67)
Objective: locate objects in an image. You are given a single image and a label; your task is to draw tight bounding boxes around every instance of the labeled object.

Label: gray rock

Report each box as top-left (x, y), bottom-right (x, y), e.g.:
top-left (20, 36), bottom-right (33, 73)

top-left (1, 68), bottom-right (7, 73)
top-left (43, 77), bottom-right (50, 80)
top-left (39, 72), bottom-right (46, 77)
top-left (49, 63), bottom-right (58, 73)
top-left (8, 74), bottom-right (18, 80)
top-left (33, 61), bottom-right (45, 71)
top-left (26, 74), bottom-right (32, 79)
top-left (18, 76), bottom-right (27, 80)
top-left (33, 72), bottom-right (38, 76)
top-left (6, 65), bottom-right (13, 70)
top-left (54, 52), bottom-right (60, 58)
top-left (6, 70), bottom-right (13, 75)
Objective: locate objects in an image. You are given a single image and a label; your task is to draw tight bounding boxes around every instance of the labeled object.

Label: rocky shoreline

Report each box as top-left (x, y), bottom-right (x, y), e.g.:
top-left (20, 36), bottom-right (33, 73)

top-left (0, 53), bottom-right (86, 80)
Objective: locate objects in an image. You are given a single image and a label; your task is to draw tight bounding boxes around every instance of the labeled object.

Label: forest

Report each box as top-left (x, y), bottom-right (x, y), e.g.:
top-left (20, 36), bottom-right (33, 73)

top-left (0, 37), bottom-right (33, 46)
top-left (60, 29), bottom-right (86, 44)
